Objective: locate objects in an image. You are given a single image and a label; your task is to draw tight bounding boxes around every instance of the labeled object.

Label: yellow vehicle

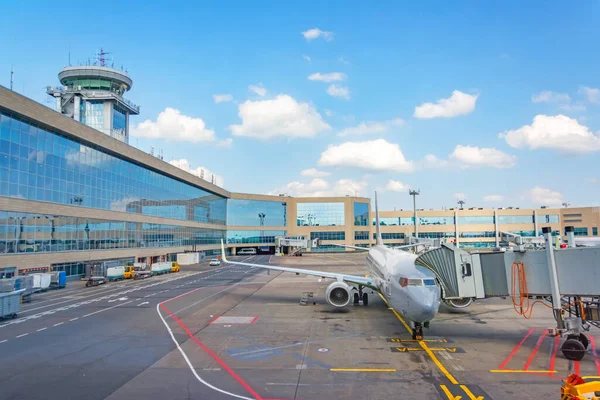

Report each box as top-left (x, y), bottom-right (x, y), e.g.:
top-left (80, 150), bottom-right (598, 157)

top-left (171, 262), bottom-right (180, 273)
top-left (124, 265), bottom-right (134, 279)
top-left (561, 374), bottom-right (600, 399)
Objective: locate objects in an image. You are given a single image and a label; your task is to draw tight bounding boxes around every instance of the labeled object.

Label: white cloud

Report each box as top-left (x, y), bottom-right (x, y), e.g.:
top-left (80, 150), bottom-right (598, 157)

top-left (527, 186), bottom-right (562, 206)
top-left (338, 57), bottom-right (350, 65)
top-left (131, 108), bottom-right (215, 142)
top-left (213, 94), bottom-right (233, 104)
top-left (483, 195), bottom-right (504, 203)
top-left (454, 193), bottom-right (468, 200)
top-left (270, 178), bottom-right (367, 197)
top-left (500, 114), bottom-right (600, 153)
top-left (413, 90), bottom-right (478, 119)
top-left (249, 84), bottom-right (267, 97)
top-left (229, 94), bottom-right (331, 140)
top-left (301, 168), bottom-right (331, 178)
top-left (327, 84), bottom-right (350, 100)
top-left (302, 28), bottom-right (334, 41)
top-left (216, 138), bottom-right (233, 148)
top-left (324, 109), bottom-right (334, 117)
top-left (308, 72), bottom-right (346, 82)
top-left (386, 180), bottom-right (409, 192)
top-left (421, 154), bottom-right (449, 169)
top-left (559, 103), bottom-right (587, 112)
top-left (585, 177), bottom-right (598, 184)
top-left (338, 118), bottom-right (403, 137)
top-left (579, 86), bottom-right (600, 104)
top-left (110, 197), bottom-right (140, 212)
top-left (169, 159), bottom-right (224, 187)
top-left (303, 55), bottom-right (311, 63)
top-left (318, 139), bottom-right (414, 172)
top-left (449, 145), bottom-right (516, 169)
top-left (532, 91), bottom-right (571, 103)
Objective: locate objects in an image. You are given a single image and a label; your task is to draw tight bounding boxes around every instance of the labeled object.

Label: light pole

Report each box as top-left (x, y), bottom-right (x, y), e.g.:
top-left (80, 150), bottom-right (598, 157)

top-left (457, 199), bottom-right (466, 210)
top-left (258, 213), bottom-right (266, 240)
top-left (562, 202), bottom-right (570, 208)
top-left (409, 189), bottom-right (420, 240)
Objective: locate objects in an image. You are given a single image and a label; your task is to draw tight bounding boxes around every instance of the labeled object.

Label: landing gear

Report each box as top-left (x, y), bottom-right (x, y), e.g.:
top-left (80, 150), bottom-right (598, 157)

top-left (412, 323), bottom-right (424, 340)
top-left (353, 292), bottom-right (360, 305)
top-left (561, 333), bottom-right (589, 361)
top-left (362, 292), bottom-right (369, 306)
top-left (354, 286), bottom-right (368, 306)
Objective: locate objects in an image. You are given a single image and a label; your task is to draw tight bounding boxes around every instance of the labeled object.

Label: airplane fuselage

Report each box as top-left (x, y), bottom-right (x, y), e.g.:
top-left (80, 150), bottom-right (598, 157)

top-left (365, 245), bottom-right (440, 324)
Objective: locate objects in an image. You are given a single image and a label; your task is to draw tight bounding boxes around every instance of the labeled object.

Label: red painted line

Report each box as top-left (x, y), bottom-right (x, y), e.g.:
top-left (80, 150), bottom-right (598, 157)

top-left (161, 287), bottom-right (204, 304)
top-left (549, 335), bottom-right (560, 376)
top-left (208, 315), bottom-right (220, 324)
top-left (161, 303), bottom-right (263, 400)
top-left (499, 328), bottom-right (535, 370)
top-left (590, 336), bottom-right (600, 375)
top-left (575, 360), bottom-right (581, 376)
top-left (250, 316), bottom-right (259, 324)
top-left (524, 330), bottom-right (548, 370)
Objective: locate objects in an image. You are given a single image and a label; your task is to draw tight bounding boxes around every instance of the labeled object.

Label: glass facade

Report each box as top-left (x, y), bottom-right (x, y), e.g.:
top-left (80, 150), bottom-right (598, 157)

top-left (419, 216), bottom-right (454, 225)
top-left (310, 231), bottom-right (345, 241)
top-left (227, 199), bottom-right (287, 226)
top-left (112, 104), bottom-right (127, 142)
top-left (574, 227), bottom-right (588, 236)
top-left (354, 231), bottom-right (369, 240)
top-left (226, 230), bottom-right (286, 244)
top-left (458, 216), bottom-right (495, 224)
top-left (311, 244), bottom-right (345, 252)
top-left (418, 232), bottom-right (456, 239)
top-left (0, 111), bottom-right (226, 225)
top-left (498, 215), bottom-right (533, 224)
top-left (509, 230), bottom-right (537, 237)
top-left (373, 217), bottom-right (414, 226)
top-left (0, 211), bottom-right (225, 254)
top-left (374, 232), bottom-right (405, 240)
top-left (52, 257), bottom-right (134, 277)
top-left (594, 227), bottom-right (598, 236)
top-left (80, 100), bottom-right (104, 132)
top-left (539, 214), bottom-right (559, 223)
top-left (460, 231), bottom-right (495, 238)
top-left (297, 203), bottom-right (344, 226)
top-left (354, 202), bottom-right (369, 226)
top-left (459, 241), bottom-right (496, 249)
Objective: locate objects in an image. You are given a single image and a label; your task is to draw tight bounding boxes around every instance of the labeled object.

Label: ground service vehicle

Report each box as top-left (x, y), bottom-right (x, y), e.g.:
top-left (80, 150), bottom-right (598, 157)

top-left (237, 248), bottom-right (256, 255)
top-left (124, 265), bottom-right (134, 279)
top-left (171, 262), bottom-right (180, 273)
top-left (209, 259), bottom-right (221, 266)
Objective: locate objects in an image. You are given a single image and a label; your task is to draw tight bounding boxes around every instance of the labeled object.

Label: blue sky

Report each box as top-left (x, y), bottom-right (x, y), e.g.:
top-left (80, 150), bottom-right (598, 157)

top-left (1, 1), bottom-right (600, 210)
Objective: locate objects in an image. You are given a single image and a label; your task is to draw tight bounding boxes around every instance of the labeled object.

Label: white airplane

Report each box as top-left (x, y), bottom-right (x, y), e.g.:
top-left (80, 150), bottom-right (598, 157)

top-left (219, 192), bottom-right (441, 340)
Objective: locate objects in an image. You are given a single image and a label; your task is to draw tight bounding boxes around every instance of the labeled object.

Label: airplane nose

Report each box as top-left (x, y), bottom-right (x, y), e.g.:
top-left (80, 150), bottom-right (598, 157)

top-left (407, 286), bottom-right (440, 322)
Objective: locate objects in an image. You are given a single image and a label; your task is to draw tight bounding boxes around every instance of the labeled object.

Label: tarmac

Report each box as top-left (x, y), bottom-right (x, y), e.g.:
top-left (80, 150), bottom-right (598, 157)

top-left (1, 252), bottom-right (599, 400)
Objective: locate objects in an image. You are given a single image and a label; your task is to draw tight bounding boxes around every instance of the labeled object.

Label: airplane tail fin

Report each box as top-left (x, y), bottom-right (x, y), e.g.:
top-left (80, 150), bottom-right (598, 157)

top-left (375, 191), bottom-right (383, 246)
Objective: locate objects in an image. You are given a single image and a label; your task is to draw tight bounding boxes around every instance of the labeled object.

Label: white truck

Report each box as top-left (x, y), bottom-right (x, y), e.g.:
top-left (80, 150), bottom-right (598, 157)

top-left (132, 263), bottom-right (152, 280)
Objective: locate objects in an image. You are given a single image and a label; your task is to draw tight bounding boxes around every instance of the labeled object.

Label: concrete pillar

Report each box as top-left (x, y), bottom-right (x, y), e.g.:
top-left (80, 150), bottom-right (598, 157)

top-left (55, 95), bottom-right (61, 112)
top-left (103, 101), bottom-right (112, 137)
top-left (494, 209), bottom-right (499, 247)
top-left (73, 96), bottom-right (81, 122)
top-left (565, 226), bottom-right (575, 247)
top-left (454, 210), bottom-right (459, 246)
top-left (534, 210), bottom-right (539, 236)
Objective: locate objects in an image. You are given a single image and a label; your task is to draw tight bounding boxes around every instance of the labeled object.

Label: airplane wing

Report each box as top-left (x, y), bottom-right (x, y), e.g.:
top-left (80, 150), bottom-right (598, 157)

top-left (220, 240), bottom-right (377, 290)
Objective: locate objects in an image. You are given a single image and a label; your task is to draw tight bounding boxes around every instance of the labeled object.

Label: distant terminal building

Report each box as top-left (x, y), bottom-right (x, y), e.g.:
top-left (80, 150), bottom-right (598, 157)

top-left (1, 56), bottom-right (599, 278)
top-left (46, 49), bottom-right (139, 143)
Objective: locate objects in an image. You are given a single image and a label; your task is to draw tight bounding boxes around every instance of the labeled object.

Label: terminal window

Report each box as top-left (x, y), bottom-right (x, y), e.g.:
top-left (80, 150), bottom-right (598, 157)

top-left (374, 232), bottom-right (404, 240)
top-left (310, 231), bottom-right (345, 241)
top-left (297, 203), bottom-right (344, 226)
top-left (574, 227), bottom-right (589, 236)
top-left (227, 230), bottom-right (286, 244)
top-left (228, 200), bottom-right (287, 226)
top-left (354, 202), bottom-right (369, 226)
top-left (458, 216), bottom-right (495, 224)
top-left (373, 217), bottom-right (414, 226)
top-left (354, 231), bottom-right (369, 240)
top-left (419, 216), bottom-right (454, 225)
top-left (498, 215), bottom-right (533, 224)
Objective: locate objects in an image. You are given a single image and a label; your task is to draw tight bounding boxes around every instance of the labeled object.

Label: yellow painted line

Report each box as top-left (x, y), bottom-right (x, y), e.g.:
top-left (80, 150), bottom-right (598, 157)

top-left (440, 385), bottom-right (462, 400)
top-left (489, 369), bottom-right (557, 373)
top-left (330, 368), bottom-right (396, 372)
top-left (378, 293), bottom-right (459, 385)
top-left (391, 338), bottom-right (448, 343)
top-left (460, 385), bottom-right (483, 400)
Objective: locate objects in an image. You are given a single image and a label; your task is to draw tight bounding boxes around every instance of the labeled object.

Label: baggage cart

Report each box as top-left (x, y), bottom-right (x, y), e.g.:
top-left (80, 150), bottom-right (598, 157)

top-left (14, 276), bottom-right (34, 303)
top-left (0, 289), bottom-right (25, 319)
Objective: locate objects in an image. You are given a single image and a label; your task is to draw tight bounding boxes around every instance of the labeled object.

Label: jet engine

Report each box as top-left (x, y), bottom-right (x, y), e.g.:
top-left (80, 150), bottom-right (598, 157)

top-left (325, 281), bottom-right (352, 307)
top-left (443, 298), bottom-right (473, 309)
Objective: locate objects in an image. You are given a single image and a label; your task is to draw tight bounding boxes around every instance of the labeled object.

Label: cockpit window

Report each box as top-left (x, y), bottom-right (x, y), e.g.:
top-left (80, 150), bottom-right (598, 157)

top-left (400, 277), bottom-right (437, 287)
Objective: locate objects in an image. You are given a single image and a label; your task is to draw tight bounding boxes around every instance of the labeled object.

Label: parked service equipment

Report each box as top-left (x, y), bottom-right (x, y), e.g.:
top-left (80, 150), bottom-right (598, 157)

top-left (124, 265), bottom-right (134, 279)
top-left (14, 276), bottom-right (34, 303)
top-left (106, 266), bottom-right (125, 281)
top-left (0, 289), bottom-right (25, 319)
top-left (171, 262), bottom-right (180, 273)
top-left (49, 271), bottom-right (67, 289)
top-left (0, 278), bottom-right (15, 293)
top-left (32, 273), bottom-right (52, 292)
top-left (84, 265), bottom-right (107, 287)
top-left (177, 252), bottom-right (205, 265)
top-left (151, 262), bottom-right (172, 276)
top-left (133, 263), bottom-right (151, 280)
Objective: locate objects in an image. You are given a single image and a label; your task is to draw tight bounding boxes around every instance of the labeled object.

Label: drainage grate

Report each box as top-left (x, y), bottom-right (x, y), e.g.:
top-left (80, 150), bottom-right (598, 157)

top-left (300, 292), bottom-right (314, 305)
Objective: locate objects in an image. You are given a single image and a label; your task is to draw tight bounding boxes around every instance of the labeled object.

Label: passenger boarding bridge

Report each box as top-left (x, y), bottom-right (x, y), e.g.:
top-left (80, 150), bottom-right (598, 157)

top-left (418, 226), bottom-right (600, 362)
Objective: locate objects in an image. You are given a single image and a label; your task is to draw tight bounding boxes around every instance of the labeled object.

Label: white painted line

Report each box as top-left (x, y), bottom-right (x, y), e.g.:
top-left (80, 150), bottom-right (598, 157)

top-left (137, 302), bottom-right (149, 307)
top-left (37, 327), bottom-right (47, 332)
top-left (156, 303), bottom-right (253, 400)
top-left (82, 300), bottom-right (134, 318)
top-left (69, 317), bottom-right (79, 321)
top-left (16, 333), bottom-right (29, 338)
top-left (0, 339), bottom-right (7, 343)
top-left (53, 322), bottom-right (64, 327)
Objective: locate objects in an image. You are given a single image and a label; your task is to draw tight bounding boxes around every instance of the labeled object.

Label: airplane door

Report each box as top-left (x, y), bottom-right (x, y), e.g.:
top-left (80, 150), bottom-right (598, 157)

top-left (386, 278), bottom-right (392, 297)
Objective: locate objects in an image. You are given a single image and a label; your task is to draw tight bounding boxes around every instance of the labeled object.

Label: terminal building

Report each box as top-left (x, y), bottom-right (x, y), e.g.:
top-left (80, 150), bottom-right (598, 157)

top-left (1, 63), bottom-right (599, 278)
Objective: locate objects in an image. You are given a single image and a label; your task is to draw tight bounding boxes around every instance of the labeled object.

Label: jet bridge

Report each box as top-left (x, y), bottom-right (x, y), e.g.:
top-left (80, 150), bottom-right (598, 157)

top-left (417, 226), bottom-right (600, 361)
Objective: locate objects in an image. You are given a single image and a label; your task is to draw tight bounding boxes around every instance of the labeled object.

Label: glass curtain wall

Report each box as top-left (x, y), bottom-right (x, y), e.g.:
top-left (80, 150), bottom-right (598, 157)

top-left (354, 202), bottom-right (369, 226)
top-left (297, 203), bottom-right (344, 226)
top-left (0, 112), bottom-right (226, 225)
top-left (227, 200), bottom-right (287, 226)
top-left (226, 230), bottom-right (286, 244)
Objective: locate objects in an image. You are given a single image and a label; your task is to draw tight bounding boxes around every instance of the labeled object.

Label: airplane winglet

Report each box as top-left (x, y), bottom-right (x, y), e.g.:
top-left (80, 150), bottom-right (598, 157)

top-left (220, 239), bottom-right (229, 263)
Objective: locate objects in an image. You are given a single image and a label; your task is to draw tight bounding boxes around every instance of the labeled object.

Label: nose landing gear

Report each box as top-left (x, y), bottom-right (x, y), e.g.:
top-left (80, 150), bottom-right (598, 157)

top-left (353, 285), bottom-right (369, 306)
top-left (412, 323), bottom-right (424, 340)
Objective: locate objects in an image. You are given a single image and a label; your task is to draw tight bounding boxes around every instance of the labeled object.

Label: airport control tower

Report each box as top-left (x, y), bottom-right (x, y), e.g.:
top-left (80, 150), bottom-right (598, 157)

top-left (46, 49), bottom-right (139, 144)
